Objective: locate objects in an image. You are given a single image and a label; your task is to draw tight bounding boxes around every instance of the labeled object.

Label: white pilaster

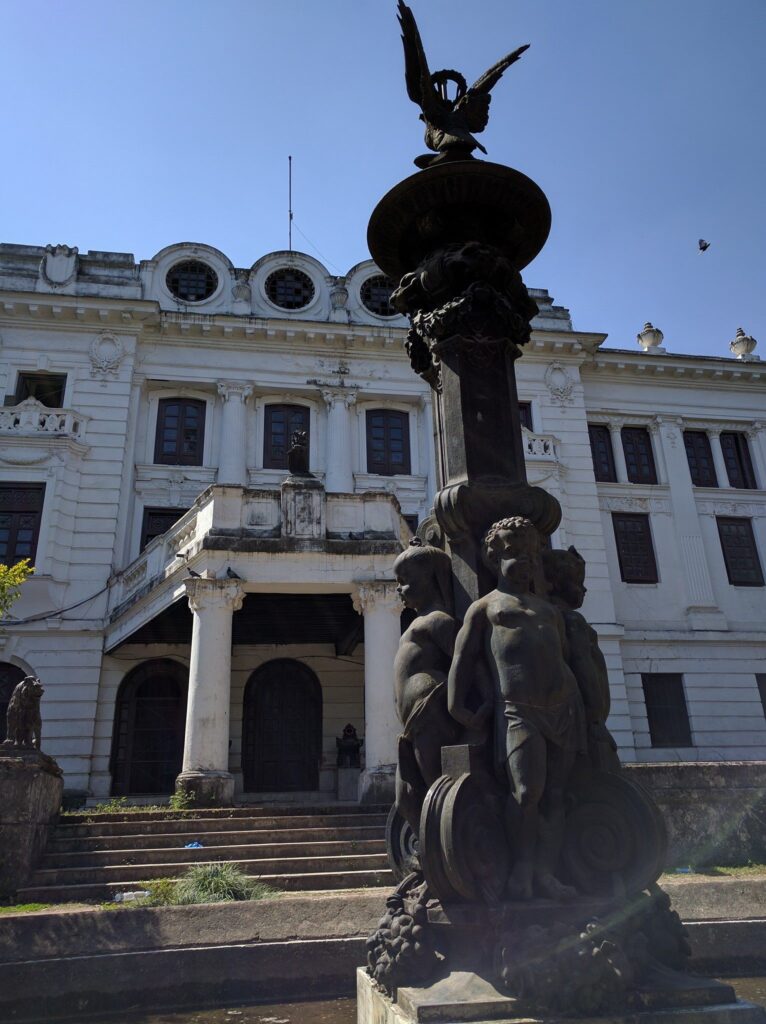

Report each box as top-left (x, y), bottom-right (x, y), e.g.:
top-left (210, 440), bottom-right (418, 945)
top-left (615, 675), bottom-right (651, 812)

top-left (217, 381), bottom-right (252, 486)
top-left (353, 581), bottom-right (401, 802)
top-left (420, 393), bottom-right (437, 506)
top-left (708, 429), bottom-right (729, 489)
top-left (608, 420), bottom-right (629, 483)
top-left (177, 577), bottom-right (245, 805)
top-left (747, 423), bottom-right (766, 489)
top-left (322, 388), bottom-right (356, 492)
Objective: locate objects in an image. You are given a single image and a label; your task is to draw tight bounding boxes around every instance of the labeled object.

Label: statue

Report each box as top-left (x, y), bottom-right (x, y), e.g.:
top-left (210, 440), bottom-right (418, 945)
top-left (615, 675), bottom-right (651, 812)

top-left (393, 539), bottom-right (460, 835)
top-left (542, 546), bottom-right (621, 774)
top-left (448, 517), bottom-right (585, 900)
top-left (336, 723), bottom-right (363, 768)
top-left (4, 675), bottom-right (44, 750)
top-left (397, 0), bottom-right (529, 168)
top-left (286, 428), bottom-right (310, 476)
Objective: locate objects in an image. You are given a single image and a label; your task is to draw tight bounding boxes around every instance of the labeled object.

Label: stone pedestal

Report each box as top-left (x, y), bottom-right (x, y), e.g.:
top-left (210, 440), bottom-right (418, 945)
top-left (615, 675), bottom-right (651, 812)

top-left (281, 475), bottom-right (325, 539)
top-left (0, 746), bottom-right (62, 896)
top-left (337, 766), bottom-right (360, 802)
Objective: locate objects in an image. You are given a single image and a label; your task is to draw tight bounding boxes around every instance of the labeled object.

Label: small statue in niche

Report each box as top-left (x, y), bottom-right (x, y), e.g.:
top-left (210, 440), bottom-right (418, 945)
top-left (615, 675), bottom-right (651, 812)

top-left (287, 429), bottom-right (310, 476)
top-left (393, 539), bottom-right (461, 836)
top-left (448, 517), bottom-right (586, 901)
top-left (336, 723), bottom-right (363, 768)
top-left (4, 675), bottom-right (44, 750)
top-left (542, 547), bottom-right (621, 774)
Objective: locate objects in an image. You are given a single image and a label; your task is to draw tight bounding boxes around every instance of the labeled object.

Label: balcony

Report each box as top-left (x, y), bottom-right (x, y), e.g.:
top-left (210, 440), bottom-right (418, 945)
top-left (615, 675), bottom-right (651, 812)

top-left (0, 397), bottom-right (88, 440)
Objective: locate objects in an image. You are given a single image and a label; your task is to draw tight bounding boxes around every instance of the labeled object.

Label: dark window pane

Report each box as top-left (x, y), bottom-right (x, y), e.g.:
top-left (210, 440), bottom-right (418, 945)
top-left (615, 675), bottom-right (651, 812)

top-left (720, 433), bottom-right (757, 489)
top-left (166, 261), bottom-right (218, 302)
top-left (612, 513), bottom-right (658, 583)
top-left (757, 675), bottom-right (766, 720)
top-left (265, 269), bottom-right (315, 310)
top-left (0, 484), bottom-right (45, 562)
top-left (360, 274), bottom-right (395, 316)
top-left (15, 372), bottom-right (67, 408)
top-left (263, 404), bottom-right (310, 469)
top-left (588, 424), bottom-right (617, 482)
top-left (621, 427), bottom-right (657, 484)
top-left (683, 431), bottom-right (717, 487)
top-left (641, 673), bottom-right (692, 747)
top-left (141, 508), bottom-right (189, 551)
top-left (365, 409), bottom-right (411, 476)
top-left (518, 403), bottom-right (533, 431)
top-left (717, 517), bottom-right (764, 586)
top-left (154, 398), bottom-right (206, 466)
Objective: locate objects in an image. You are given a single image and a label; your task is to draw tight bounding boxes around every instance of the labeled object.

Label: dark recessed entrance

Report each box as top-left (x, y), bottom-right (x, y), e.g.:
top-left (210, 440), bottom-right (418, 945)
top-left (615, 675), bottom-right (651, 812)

top-left (110, 659), bottom-right (188, 796)
top-left (242, 659), bottom-right (322, 793)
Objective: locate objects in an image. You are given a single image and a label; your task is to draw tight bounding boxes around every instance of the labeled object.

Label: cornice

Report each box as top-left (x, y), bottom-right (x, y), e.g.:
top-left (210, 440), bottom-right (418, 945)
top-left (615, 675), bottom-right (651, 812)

top-left (583, 349), bottom-right (764, 387)
top-left (0, 292), bottom-right (159, 331)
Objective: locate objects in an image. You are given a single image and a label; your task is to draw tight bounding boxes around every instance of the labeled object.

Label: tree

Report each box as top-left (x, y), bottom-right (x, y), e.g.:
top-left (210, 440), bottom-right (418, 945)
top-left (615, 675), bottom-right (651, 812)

top-left (0, 559), bottom-right (33, 619)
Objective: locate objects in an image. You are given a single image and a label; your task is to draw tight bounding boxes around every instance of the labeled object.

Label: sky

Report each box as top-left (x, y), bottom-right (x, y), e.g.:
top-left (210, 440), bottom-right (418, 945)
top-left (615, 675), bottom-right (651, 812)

top-left (3, 0), bottom-right (764, 358)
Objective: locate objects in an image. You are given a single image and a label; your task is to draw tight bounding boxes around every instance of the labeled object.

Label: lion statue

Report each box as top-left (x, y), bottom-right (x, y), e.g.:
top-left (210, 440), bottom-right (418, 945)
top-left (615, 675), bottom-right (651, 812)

top-left (5, 676), bottom-right (44, 749)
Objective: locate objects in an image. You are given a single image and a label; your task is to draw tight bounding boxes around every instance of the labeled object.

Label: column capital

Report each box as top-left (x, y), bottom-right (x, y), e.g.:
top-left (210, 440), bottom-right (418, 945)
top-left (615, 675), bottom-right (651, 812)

top-left (185, 577), bottom-right (246, 614)
top-left (607, 418), bottom-right (624, 434)
top-left (351, 581), bottom-right (400, 616)
top-left (746, 421), bottom-right (765, 441)
top-left (217, 380), bottom-right (253, 402)
top-left (706, 425), bottom-right (722, 438)
top-left (321, 387), bottom-right (357, 409)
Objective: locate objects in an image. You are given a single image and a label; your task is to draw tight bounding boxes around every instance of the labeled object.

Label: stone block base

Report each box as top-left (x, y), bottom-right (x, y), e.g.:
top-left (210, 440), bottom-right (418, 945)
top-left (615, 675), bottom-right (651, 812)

top-left (337, 766), bottom-right (361, 802)
top-left (357, 968), bottom-right (766, 1024)
top-left (0, 748), bottom-right (62, 896)
top-left (359, 764), bottom-right (395, 804)
top-left (175, 769), bottom-right (234, 808)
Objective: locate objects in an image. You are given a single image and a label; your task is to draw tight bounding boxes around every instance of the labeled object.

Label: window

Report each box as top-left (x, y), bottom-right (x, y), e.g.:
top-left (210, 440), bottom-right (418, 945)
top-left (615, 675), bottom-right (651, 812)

top-left (0, 483), bottom-right (45, 563)
top-left (756, 675), bottom-right (766, 720)
top-left (621, 427), bottom-right (657, 484)
top-left (717, 517), bottom-right (764, 586)
top-left (518, 402), bottom-right (533, 431)
top-left (588, 424), bottom-right (617, 483)
top-left (366, 409), bottom-right (411, 476)
top-left (166, 261), bottom-right (218, 302)
top-left (612, 512), bottom-right (658, 583)
top-left (720, 432), bottom-right (757, 489)
top-left (14, 372), bottom-right (67, 408)
top-left (154, 398), bottom-right (206, 466)
top-left (683, 431), bottom-right (717, 487)
top-left (264, 404), bottom-right (310, 470)
top-left (360, 275), bottom-right (396, 316)
top-left (265, 268), bottom-right (315, 310)
top-left (141, 508), bottom-right (189, 551)
top-left (641, 673), bottom-right (693, 747)
top-left (402, 514), bottom-right (419, 536)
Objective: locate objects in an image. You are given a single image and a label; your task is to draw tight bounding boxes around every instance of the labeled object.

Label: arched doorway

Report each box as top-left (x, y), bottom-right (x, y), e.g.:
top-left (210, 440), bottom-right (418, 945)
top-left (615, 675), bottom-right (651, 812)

top-left (110, 660), bottom-right (188, 796)
top-left (242, 659), bottom-right (322, 793)
top-left (0, 663), bottom-right (27, 743)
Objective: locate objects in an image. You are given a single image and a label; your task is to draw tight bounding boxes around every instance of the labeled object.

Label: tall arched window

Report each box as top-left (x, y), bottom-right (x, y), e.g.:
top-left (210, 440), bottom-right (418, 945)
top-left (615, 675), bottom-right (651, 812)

top-left (0, 662), bottom-right (27, 743)
top-left (242, 659), bottom-right (322, 792)
top-left (110, 660), bottom-right (188, 796)
top-left (263, 404), bottom-right (310, 470)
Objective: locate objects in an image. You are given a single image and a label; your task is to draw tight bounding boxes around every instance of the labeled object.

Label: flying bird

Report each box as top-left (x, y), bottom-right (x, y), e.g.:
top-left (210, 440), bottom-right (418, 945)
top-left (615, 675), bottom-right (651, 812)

top-left (397, 0), bottom-right (529, 168)
top-left (698, 239), bottom-right (710, 253)
top-left (226, 567), bottom-right (242, 580)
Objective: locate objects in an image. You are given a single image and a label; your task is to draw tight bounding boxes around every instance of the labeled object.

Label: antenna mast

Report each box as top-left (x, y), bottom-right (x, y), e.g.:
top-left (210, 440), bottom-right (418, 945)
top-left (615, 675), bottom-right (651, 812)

top-left (288, 155), bottom-right (293, 252)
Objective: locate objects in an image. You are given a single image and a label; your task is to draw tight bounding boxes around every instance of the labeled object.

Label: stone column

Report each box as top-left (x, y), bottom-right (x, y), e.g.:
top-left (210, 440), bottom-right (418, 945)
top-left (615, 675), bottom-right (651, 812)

top-left (746, 423), bottom-right (766, 489)
top-left (708, 429), bottom-right (729, 489)
top-left (177, 577), bottom-right (245, 806)
top-left (420, 393), bottom-right (438, 503)
top-left (321, 388), bottom-right (356, 492)
top-left (217, 381), bottom-right (253, 486)
top-left (608, 420), bottom-right (629, 483)
top-left (353, 582), bottom-right (401, 803)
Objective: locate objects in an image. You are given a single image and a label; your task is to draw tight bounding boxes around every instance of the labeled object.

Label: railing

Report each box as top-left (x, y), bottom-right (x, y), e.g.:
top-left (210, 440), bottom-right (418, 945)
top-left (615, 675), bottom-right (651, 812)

top-left (523, 428), bottom-right (558, 461)
top-left (0, 398), bottom-right (87, 439)
top-left (110, 509), bottom-right (199, 612)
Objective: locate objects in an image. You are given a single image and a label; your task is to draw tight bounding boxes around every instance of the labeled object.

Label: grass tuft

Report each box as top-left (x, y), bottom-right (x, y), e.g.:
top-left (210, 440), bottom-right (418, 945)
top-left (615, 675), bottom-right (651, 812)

top-left (138, 863), bottom-right (279, 907)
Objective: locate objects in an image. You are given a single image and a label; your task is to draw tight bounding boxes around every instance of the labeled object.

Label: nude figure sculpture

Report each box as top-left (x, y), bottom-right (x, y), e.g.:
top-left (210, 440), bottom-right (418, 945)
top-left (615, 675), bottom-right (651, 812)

top-left (448, 516), bottom-right (585, 900)
top-left (542, 546), bottom-right (620, 774)
top-left (393, 539), bottom-right (461, 835)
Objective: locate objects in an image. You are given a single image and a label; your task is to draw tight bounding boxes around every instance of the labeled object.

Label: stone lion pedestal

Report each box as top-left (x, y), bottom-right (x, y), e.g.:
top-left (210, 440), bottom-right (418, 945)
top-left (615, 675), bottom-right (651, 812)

top-left (0, 745), bottom-right (63, 897)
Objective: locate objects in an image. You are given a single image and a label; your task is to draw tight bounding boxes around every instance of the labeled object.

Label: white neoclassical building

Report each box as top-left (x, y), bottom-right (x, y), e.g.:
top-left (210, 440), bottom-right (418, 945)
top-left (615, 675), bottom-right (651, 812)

top-left (0, 241), bottom-right (764, 805)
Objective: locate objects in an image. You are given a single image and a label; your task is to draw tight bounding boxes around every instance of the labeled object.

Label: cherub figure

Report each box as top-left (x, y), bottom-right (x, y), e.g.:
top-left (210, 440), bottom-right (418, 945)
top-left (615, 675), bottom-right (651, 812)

top-left (448, 517), bottom-right (585, 900)
top-left (393, 539), bottom-right (461, 834)
top-left (542, 546), bottom-right (620, 774)
top-left (397, 0), bottom-right (529, 168)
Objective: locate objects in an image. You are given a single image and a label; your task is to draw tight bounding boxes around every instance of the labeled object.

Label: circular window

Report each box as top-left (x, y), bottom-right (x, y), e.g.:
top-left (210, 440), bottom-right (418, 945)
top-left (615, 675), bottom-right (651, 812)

top-left (166, 260), bottom-right (218, 302)
top-left (361, 274), bottom-right (396, 316)
top-left (265, 268), bottom-right (315, 310)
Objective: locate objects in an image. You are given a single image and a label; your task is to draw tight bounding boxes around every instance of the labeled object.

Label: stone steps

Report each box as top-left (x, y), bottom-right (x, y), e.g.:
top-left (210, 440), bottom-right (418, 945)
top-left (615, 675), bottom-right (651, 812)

top-left (21, 804), bottom-right (394, 903)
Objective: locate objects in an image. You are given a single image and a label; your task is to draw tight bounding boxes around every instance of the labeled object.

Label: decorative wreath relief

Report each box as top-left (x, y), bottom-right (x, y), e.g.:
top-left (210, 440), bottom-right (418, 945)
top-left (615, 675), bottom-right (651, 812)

top-left (544, 361), bottom-right (575, 404)
top-left (89, 333), bottom-right (125, 378)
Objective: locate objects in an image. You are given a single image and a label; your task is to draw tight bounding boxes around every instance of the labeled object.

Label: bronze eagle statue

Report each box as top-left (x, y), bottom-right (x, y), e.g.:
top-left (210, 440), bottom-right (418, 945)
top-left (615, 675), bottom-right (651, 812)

top-left (397, 0), bottom-right (529, 168)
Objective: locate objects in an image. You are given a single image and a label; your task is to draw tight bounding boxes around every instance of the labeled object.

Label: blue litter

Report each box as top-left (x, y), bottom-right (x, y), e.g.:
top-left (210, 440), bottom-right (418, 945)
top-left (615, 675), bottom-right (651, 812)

top-left (184, 841), bottom-right (203, 848)
top-left (674, 866), bottom-right (692, 873)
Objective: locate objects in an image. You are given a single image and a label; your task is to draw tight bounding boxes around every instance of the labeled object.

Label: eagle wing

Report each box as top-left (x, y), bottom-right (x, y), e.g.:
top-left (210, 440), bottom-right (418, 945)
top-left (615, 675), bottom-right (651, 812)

top-left (466, 44), bottom-right (530, 96)
top-left (397, 0), bottom-right (446, 122)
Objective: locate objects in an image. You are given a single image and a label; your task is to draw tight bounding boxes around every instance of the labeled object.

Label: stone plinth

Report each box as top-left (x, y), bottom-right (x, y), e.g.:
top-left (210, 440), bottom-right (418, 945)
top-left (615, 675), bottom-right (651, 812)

top-left (281, 475), bottom-right (325, 539)
top-left (337, 766), bottom-right (360, 802)
top-left (0, 746), bottom-right (62, 896)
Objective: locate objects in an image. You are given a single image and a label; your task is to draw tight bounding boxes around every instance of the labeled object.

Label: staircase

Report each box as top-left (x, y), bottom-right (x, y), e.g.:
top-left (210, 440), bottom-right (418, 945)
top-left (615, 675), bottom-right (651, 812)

top-left (19, 804), bottom-right (393, 903)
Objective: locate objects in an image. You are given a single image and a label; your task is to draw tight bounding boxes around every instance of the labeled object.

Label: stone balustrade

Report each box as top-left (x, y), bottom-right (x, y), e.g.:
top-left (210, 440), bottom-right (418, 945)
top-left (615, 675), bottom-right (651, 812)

top-left (0, 398), bottom-right (87, 439)
top-left (522, 427), bottom-right (558, 461)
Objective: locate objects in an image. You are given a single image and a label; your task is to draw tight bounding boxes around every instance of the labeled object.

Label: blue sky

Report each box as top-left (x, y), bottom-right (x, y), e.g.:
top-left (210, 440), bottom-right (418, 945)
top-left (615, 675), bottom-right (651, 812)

top-left (3, 0), bottom-right (764, 358)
